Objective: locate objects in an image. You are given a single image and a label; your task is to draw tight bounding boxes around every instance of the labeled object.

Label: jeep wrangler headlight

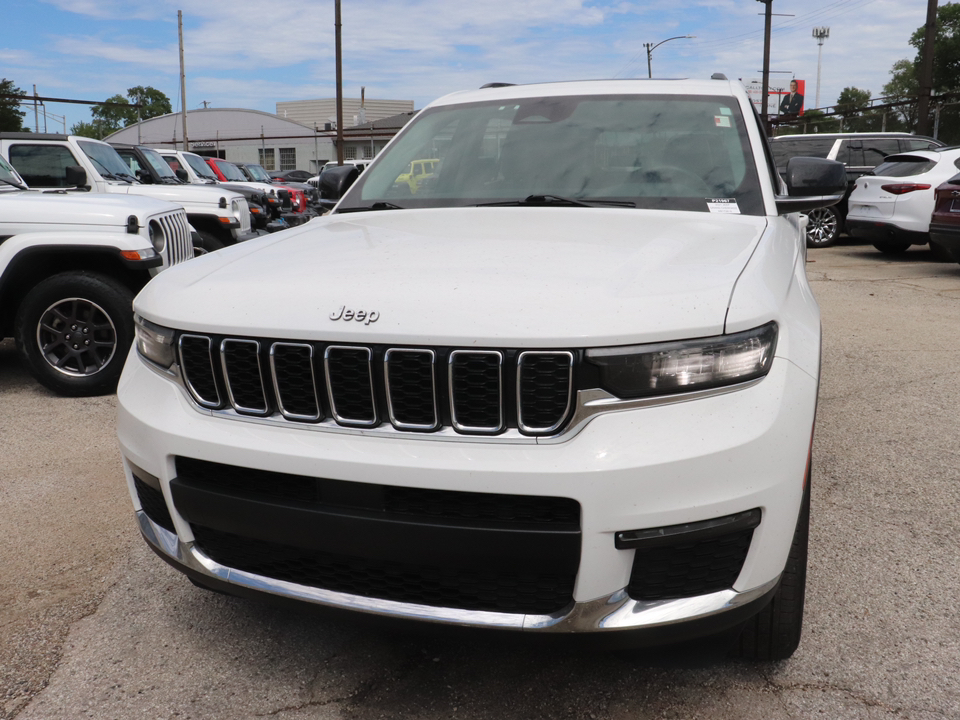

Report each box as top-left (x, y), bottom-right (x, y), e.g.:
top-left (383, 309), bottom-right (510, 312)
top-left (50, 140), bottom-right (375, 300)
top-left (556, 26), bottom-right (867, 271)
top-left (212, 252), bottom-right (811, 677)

top-left (134, 314), bottom-right (176, 368)
top-left (586, 323), bottom-right (778, 398)
top-left (148, 219), bottom-right (166, 253)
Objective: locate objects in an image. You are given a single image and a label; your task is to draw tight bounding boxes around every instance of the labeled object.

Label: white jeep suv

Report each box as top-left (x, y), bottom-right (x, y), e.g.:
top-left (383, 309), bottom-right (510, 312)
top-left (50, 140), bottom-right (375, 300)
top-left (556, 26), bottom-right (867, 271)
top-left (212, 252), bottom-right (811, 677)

top-left (117, 78), bottom-right (844, 659)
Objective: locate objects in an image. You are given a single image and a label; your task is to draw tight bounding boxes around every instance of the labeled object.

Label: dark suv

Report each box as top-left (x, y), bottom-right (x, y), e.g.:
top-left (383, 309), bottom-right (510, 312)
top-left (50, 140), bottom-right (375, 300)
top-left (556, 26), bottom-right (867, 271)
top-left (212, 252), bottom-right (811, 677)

top-left (770, 132), bottom-right (942, 247)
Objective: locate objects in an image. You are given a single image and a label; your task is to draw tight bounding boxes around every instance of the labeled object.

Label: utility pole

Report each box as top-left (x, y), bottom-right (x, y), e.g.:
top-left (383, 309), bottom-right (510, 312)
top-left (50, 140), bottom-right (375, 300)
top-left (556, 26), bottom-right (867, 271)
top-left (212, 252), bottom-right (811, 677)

top-left (758, 0), bottom-right (773, 129)
top-left (916, 0), bottom-right (938, 136)
top-left (335, 0), bottom-right (344, 165)
top-left (812, 27), bottom-right (830, 109)
top-left (178, 10), bottom-right (189, 149)
top-left (33, 85), bottom-right (38, 132)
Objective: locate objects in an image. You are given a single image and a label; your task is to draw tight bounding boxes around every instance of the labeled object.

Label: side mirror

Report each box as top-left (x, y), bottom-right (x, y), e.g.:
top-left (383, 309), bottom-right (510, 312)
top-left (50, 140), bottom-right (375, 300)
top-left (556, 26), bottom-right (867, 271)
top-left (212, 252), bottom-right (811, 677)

top-left (175, 167), bottom-right (189, 182)
top-left (135, 168), bottom-right (153, 184)
top-left (319, 164), bottom-right (360, 202)
top-left (776, 157), bottom-right (846, 214)
top-left (65, 165), bottom-right (87, 189)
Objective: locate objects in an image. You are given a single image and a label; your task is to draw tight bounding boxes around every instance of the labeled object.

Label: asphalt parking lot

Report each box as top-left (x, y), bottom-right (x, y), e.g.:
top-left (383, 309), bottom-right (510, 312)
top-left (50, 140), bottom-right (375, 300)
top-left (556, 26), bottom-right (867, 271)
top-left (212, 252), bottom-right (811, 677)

top-left (3, 239), bottom-right (960, 720)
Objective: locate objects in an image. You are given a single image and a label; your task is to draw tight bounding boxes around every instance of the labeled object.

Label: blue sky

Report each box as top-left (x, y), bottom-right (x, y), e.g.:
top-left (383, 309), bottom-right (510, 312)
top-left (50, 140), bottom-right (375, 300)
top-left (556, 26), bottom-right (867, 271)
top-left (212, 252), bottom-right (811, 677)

top-left (2, 0), bottom-right (931, 132)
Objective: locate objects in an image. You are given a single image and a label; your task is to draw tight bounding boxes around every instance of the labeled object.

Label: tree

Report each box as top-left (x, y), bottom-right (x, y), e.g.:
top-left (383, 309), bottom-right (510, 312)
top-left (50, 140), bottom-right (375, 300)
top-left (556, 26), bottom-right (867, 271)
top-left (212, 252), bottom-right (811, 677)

top-left (836, 87), bottom-right (872, 118)
top-left (0, 78), bottom-right (27, 132)
top-left (90, 86), bottom-right (172, 135)
top-left (884, 3), bottom-right (960, 142)
top-left (70, 120), bottom-right (115, 139)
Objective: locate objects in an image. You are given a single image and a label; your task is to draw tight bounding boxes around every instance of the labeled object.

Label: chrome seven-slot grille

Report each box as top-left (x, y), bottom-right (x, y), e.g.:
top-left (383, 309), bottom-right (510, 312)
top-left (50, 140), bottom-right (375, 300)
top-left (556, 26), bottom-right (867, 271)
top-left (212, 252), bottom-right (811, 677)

top-left (155, 209), bottom-right (193, 268)
top-left (177, 335), bottom-right (576, 437)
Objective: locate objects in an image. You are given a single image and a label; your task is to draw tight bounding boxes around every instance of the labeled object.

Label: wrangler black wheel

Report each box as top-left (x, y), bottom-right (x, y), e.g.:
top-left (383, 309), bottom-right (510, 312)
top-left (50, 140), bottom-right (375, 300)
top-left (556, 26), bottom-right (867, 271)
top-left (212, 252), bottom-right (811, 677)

top-left (14, 272), bottom-right (135, 396)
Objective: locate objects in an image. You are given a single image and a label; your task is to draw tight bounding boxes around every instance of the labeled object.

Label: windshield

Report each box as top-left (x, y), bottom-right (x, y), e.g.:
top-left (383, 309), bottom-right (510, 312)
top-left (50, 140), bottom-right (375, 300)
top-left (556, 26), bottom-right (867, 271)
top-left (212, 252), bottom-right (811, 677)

top-left (140, 147), bottom-right (178, 178)
top-left (244, 163), bottom-right (273, 182)
top-left (79, 141), bottom-right (135, 181)
top-left (215, 160), bottom-right (247, 182)
top-left (184, 153), bottom-right (218, 181)
top-left (0, 154), bottom-right (25, 186)
top-left (337, 94), bottom-right (764, 215)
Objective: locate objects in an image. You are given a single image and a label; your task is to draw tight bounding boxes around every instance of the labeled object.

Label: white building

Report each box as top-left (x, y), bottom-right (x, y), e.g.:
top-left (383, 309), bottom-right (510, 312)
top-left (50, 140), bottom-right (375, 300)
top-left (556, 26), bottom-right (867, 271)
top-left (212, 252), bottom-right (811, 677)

top-left (276, 98), bottom-right (414, 130)
top-left (106, 108), bottom-right (336, 173)
top-left (105, 104), bottom-right (417, 173)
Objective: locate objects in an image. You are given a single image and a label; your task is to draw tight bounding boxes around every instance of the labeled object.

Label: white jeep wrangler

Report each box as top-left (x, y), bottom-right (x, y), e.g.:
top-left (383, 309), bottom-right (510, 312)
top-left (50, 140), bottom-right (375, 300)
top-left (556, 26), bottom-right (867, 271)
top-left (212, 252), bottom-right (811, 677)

top-left (0, 155), bottom-right (193, 396)
top-left (118, 78), bottom-right (845, 659)
top-left (0, 133), bottom-right (258, 252)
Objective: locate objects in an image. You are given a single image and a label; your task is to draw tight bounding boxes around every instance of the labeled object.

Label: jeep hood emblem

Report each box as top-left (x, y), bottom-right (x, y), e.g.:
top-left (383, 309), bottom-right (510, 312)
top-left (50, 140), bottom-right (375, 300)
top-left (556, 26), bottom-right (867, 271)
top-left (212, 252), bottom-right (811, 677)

top-left (330, 306), bottom-right (379, 325)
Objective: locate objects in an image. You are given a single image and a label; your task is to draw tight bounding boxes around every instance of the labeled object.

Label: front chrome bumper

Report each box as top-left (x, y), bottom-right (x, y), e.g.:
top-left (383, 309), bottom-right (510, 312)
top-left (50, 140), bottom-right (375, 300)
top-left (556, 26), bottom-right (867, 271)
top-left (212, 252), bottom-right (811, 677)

top-left (139, 511), bottom-right (779, 634)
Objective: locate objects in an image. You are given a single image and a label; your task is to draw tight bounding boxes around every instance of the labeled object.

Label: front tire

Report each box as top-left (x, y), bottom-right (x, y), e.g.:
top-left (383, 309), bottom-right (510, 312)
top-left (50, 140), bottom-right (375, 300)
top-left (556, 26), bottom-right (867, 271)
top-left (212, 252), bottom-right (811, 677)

top-left (805, 206), bottom-right (841, 248)
top-left (733, 476), bottom-right (810, 661)
top-left (14, 272), bottom-right (135, 397)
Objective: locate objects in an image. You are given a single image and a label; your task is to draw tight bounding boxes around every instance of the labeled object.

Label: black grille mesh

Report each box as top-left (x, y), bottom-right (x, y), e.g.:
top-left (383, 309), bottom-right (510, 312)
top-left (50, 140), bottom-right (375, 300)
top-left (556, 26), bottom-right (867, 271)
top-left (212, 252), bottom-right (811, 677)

top-left (326, 347), bottom-right (375, 423)
top-left (179, 336), bottom-right (219, 405)
top-left (271, 344), bottom-right (319, 419)
top-left (134, 475), bottom-right (175, 533)
top-left (451, 353), bottom-right (502, 429)
top-left (191, 524), bottom-right (575, 614)
top-left (519, 353), bottom-right (572, 431)
top-left (386, 350), bottom-right (436, 427)
top-left (627, 527), bottom-right (754, 601)
top-left (222, 341), bottom-right (267, 412)
top-left (174, 457), bottom-right (580, 528)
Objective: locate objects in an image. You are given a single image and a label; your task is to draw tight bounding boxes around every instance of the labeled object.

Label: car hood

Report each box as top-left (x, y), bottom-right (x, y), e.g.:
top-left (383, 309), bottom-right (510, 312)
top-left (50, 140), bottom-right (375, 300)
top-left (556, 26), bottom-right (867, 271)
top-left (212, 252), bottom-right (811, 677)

top-left (136, 208), bottom-right (767, 347)
top-left (0, 191), bottom-right (181, 227)
top-left (115, 182), bottom-right (242, 206)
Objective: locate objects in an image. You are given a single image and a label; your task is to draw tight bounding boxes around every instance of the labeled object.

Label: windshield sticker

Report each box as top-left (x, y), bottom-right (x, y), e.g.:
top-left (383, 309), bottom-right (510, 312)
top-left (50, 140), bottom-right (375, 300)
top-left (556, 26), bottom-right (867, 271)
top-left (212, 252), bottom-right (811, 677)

top-left (714, 115), bottom-right (732, 128)
top-left (719, 107), bottom-right (733, 115)
top-left (707, 198), bottom-right (741, 214)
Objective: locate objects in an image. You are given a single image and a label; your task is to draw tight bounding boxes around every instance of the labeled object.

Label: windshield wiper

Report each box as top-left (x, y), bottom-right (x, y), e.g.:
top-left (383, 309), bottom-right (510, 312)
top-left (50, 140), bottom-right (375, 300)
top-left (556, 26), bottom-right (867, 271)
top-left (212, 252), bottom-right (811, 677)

top-left (338, 202), bottom-right (405, 213)
top-left (476, 194), bottom-right (635, 208)
top-left (87, 156), bottom-right (131, 183)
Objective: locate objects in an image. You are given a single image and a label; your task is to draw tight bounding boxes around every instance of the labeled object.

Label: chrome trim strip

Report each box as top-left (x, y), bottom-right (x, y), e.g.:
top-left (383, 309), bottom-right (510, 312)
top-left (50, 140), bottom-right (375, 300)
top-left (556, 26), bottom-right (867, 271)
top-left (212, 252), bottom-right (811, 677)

top-left (516, 351), bottom-right (574, 435)
top-left (324, 345), bottom-right (378, 427)
top-left (220, 339), bottom-right (269, 415)
top-left (178, 334), bottom-right (221, 408)
top-left (137, 511), bottom-right (779, 633)
top-left (175, 377), bottom-right (766, 445)
top-left (384, 348), bottom-right (438, 431)
top-left (269, 342), bottom-right (322, 422)
top-left (448, 350), bottom-right (504, 434)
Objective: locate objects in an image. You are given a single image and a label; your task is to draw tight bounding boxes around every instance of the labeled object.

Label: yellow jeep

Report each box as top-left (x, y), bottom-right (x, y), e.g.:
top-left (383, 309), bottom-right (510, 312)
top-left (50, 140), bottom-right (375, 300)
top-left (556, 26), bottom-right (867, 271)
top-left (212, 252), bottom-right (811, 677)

top-left (394, 158), bottom-right (439, 195)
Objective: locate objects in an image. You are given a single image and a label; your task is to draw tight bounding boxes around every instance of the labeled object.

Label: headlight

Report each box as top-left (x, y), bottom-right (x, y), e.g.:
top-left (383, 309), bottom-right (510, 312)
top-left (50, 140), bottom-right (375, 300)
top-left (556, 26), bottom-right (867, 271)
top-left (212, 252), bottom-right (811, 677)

top-left (147, 219), bottom-right (166, 253)
top-left (134, 314), bottom-right (176, 368)
top-left (585, 322), bottom-right (778, 398)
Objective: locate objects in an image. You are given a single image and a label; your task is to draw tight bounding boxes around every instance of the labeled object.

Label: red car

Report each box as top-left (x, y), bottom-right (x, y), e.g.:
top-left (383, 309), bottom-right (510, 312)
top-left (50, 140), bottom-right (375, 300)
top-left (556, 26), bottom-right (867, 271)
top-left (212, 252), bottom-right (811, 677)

top-left (929, 173), bottom-right (960, 264)
top-left (204, 158), bottom-right (308, 214)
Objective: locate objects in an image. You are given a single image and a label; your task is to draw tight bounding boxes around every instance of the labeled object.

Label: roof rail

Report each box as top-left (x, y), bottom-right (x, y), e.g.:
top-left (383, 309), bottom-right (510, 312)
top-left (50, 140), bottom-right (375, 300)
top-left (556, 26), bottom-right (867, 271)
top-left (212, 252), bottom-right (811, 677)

top-left (711, 73), bottom-right (728, 81)
top-left (480, 83), bottom-right (516, 89)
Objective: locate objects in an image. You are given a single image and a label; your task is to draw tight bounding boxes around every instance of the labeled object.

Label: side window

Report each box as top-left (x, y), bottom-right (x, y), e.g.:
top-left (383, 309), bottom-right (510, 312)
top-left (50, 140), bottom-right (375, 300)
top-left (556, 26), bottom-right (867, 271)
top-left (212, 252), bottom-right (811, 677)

top-left (162, 157), bottom-right (181, 173)
top-left (903, 139), bottom-right (937, 152)
top-left (8, 144), bottom-right (81, 188)
top-left (116, 151), bottom-right (144, 175)
top-left (835, 141), bottom-right (862, 167)
top-left (861, 139), bottom-right (900, 167)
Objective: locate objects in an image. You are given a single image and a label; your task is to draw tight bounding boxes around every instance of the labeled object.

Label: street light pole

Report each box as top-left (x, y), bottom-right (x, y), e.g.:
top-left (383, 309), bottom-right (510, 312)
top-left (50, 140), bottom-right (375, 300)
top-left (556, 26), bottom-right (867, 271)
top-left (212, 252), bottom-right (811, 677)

top-left (643, 35), bottom-right (695, 79)
top-left (758, 0), bottom-right (772, 128)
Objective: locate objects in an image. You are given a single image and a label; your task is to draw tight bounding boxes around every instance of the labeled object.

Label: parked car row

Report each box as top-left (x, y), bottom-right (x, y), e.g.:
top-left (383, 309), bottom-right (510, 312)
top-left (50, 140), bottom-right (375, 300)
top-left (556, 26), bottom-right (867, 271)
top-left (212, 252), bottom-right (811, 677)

top-left (769, 132), bottom-right (943, 248)
top-left (845, 147), bottom-right (960, 263)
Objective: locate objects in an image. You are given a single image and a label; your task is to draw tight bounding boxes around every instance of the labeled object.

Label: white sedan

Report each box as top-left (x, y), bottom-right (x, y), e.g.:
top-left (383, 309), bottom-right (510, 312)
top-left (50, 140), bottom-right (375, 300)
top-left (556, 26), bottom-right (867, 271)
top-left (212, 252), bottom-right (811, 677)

top-left (846, 147), bottom-right (960, 255)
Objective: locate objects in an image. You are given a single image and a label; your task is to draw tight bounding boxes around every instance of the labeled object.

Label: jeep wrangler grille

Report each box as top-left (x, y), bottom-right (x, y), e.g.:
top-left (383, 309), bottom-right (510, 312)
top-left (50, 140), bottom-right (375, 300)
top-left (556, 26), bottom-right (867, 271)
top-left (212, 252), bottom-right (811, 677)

top-left (156, 209), bottom-right (193, 268)
top-left (176, 336), bottom-right (576, 437)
